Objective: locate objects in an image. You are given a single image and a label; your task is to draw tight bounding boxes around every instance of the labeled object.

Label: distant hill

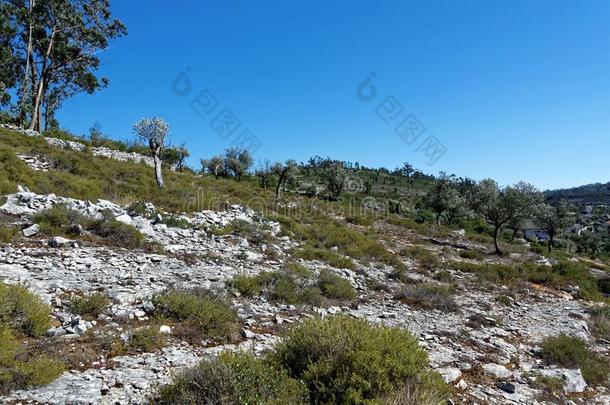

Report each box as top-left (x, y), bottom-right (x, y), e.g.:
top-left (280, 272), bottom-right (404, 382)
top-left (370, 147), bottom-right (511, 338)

top-left (546, 182), bottom-right (610, 205)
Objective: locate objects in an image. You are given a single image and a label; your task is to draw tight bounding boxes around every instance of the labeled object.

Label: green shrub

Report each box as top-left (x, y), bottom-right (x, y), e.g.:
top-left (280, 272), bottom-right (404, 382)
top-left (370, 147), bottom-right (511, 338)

top-left (228, 266), bottom-right (356, 306)
top-left (67, 292), bottom-right (110, 318)
top-left (33, 204), bottom-right (89, 235)
top-left (295, 245), bottom-right (355, 270)
top-left (394, 284), bottom-right (458, 311)
top-left (540, 333), bottom-right (610, 385)
top-left (273, 316), bottom-right (449, 404)
top-left (157, 352), bottom-right (307, 404)
top-left (89, 218), bottom-right (145, 249)
top-left (0, 284), bottom-right (50, 337)
top-left (401, 246), bottom-right (443, 271)
top-left (589, 305), bottom-right (610, 340)
top-left (458, 250), bottom-right (485, 260)
top-left (345, 215), bottom-right (374, 226)
top-left (383, 375), bottom-right (452, 405)
top-left (317, 270), bottom-right (357, 301)
top-left (152, 289), bottom-right (238, 339)
top-left (0, 225), bottom-right (18, 244)
top-left (0, 324), bottom-right (64, 394)
top-left (127, 327), bottom-right (165, 352)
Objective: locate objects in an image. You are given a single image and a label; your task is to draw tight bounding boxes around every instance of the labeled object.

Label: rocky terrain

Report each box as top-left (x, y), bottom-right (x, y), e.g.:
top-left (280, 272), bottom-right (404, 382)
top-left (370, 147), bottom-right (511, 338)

top-left (0, 184), bottom-right (609, 404)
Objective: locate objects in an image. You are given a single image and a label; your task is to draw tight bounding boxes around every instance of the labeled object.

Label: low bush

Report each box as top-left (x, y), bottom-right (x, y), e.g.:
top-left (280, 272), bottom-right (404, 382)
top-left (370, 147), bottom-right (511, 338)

top-left (67, 292), bottom-right (110, 318)
top-left (588, 305), bottom-right (610, 340)
top-left (317, 269), bottom-right (357, 301)
top-left (273, 316), bottom-right (450, 404)
top-left (295, 245), bottom-right (355, 270)
top-left (540, 333), bottom-right (610, 385)
top-left (157, 352), bottom-right (307, 404)
top-left (88, 217), bottom-right (145, 249)
top-left (394, 284), bottom-right (458, 312)
top-left (0, 326), bottom-right (64, 394)
top-left (458, 250), bottom-right (485, 260)
top-left (0, 284), bottom-right (51, 337)
top-left (401, 246), bottom-right (443, 271)
top-left (0, 224), bottom-right (18, 244)
top-left (228, 265), bottom-right (356, 306)
top-left (33, 204), bottom-right (89, 235)
top-left (345, 215), bottom-right (374, 226)
top-left (126, 327), bottom-right (165, 352)
top-left (152, 289), bottom-right (238, 340)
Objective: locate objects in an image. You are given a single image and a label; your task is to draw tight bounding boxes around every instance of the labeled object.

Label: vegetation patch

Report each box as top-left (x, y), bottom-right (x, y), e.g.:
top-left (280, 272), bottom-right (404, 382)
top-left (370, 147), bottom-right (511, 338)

top-left (400, 246), bottom-right (443, 271)
top-left (0, 284), bottom-right (51, 337)
top-left (540, 333), bottom-right (610, 385)
top-left (588, 305), bottom-right (610, 341)
top-left (157, 352), bottom-right (307, 404)
top-left (0, 224), bottom-right (19, 244)
top-left (273, 316), bottom-right (450, 404)
top-left (152, 289), bottom-right (239, 341)
top-left (394, 283), bottom-right (458, 311)
top-left (67, 292), bottom-right (110, 319)
top-left (228, 264), bottom-right (356, 306)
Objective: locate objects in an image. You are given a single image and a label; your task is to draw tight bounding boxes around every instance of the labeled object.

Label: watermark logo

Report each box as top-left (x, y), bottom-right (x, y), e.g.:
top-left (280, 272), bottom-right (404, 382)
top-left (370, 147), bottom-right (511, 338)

top-left (171, 68), bottom-right (262, 153)
top-left (356, 73), bottom-right (446, 166)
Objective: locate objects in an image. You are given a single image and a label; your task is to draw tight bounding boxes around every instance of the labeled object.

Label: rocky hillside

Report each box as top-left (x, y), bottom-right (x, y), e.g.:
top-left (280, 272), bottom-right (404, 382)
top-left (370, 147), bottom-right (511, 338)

top-left (0, 128), bottom-right (610, 404)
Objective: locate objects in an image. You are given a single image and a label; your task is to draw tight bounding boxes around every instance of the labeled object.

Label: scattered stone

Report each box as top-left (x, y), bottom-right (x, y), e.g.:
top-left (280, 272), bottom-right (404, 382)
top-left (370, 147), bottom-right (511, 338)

top-left (540, 368), bottom-right (587, 393)
top-left (439, 367), bottom-right (462, 383)
top-left (482, 363), bottom-right (512, 379)
top-left (496, 381), bottom-right (516, 394)
top-left (159, 325), bottom-right (172, 334)
top-left (22, 224), bottom-right (40, 237)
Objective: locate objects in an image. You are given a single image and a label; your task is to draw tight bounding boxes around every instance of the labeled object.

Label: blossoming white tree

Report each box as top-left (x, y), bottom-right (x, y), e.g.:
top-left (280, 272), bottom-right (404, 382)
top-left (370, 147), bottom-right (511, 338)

top-left (133, 117), bottom-right (169, 188)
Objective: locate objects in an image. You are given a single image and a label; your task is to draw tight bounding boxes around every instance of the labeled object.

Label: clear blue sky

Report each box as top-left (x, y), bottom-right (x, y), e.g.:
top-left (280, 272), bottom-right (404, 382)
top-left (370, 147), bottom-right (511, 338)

top-left (56, 0), bottom-right (610, 190)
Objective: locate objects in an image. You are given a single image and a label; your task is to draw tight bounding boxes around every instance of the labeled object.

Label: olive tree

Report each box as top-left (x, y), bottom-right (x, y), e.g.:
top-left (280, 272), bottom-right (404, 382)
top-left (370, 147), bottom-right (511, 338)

top-left (472, 179), bottom-right (542, 254)
top-left (201, 155), bottom-right (226, 178)
top-left (535, 199), bottom-right (574, 252)
top-left (321, 162), bottom-right (347, 200)
top-left (133, 117), bottom-right (169, 188)
top-left (425, 174), bottom-right (463, 224)
top-left (255, 160), bottom-right (273, 189)
top-left (224, 147), bottom-right (253, 181)
top-left (272, 160), bottom-right (298, 199)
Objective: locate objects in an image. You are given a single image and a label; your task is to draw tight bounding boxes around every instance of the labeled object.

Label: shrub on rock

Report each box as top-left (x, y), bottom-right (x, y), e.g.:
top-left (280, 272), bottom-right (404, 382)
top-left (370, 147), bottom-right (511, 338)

top-left (0, 284), bottom-right (51, 337)
top-left (157, 352), bottom-right (307, 404)
top-left (152, 289), bottom-right (238, 340)
top-left (273, 316), bottom-right (449, 404)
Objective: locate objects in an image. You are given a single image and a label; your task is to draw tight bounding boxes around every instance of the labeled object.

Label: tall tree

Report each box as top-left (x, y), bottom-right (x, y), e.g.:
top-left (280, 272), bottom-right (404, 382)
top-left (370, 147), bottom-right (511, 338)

top-left (133, 117), bottom-right (169, 189)
top-left (273, 160), bottom-right (297, 199)
top-left (3, 0), bottom-right (126, 130)
top-left (224, 147), bottom-right (253, 181)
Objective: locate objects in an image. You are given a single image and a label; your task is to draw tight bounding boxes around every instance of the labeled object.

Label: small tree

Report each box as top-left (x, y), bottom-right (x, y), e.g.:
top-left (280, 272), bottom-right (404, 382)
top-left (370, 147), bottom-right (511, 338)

top-left (472, 179), bottom-right (542, 254)
top-left (133, 117), bottom-right (169, 188)
top-left (273, 160), bottom-right (298, 199)
top-left (425, 174), bottom-right (462, 224)
top-left (224, 148), bottom-right (253, 181)
top-left (176, 143), bottom-right (190, 172)
top-left (201, 156), bottom-right (226, 178)
top-left (321, 163), bottom-right (347, 200)
top-left (535, 199), bottom-right (574, 252)
top-left (255, 160), bottom-right (273, 189)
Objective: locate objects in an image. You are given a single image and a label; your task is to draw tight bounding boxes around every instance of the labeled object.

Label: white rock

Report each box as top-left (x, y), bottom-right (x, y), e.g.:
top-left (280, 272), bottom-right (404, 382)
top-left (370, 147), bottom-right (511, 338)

top-left (540, 368), bottom-right (587, 393)
top-left (22, 224), bottom-right (40, 237)
top-left (439, 367), bottom-right (462, 383)
top-left (159, 325), bottom-right (172, 334)
top-left (482, 363), bottom-right (512, 379)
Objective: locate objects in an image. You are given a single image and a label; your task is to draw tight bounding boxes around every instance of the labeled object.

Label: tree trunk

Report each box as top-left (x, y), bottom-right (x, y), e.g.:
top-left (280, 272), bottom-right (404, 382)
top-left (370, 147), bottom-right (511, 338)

top-left (153, 154), bottom-right (164, 188)
top-left (493, 226), bottom-right (502, 255)
top-left (510, 228), bottom-right (518, 242)
top-left (29, 28), bottom-right (56, 131)
top-left (19, 0), bottom-right (35, 126)
top-left (548, 234), bottom-right (554, 253)
top-left (436, 212), bottom-right (442, 225)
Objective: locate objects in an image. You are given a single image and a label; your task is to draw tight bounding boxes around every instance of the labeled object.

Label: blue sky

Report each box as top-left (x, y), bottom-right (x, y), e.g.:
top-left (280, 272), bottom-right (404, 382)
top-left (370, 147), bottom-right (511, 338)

top-left (56, 0), bottom-right (610, 190)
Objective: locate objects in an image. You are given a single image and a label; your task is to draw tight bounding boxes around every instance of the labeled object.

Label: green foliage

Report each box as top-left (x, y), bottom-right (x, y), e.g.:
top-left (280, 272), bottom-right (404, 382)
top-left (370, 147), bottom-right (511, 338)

top-left (33, 204), bottom-right (89, 235)
top-left (152, 289), bottom-right (238, 339)
top-left (67, 292), bottom-right (110, 318)
top-left (273, 316), bottom-right (449, 404)
top-left (540, 333), bottom-right (609, 385)
top-left (157, 352), bottom-right (307, 405)
top-left (317, 269), bottom-right (357, 301)
top-left (88, 217), bottom-right (145, 249)
top-left (345, 215), bottom-right (374, 226)
top-left (0, 284), bottom-right (50, 337)
top-left (0, 224), bottom-right (18, 244)
top-left (588, 305), bottom-right (610, 340)
top-left (295, 245), bottom-right (356, 270)
top-left (0, 326), bottom-right (64, 394)
top-left (394, 284), bottom-right (457, 311)
top-left (533, 374), bottom-right (565, 393)
top-left (401, 246), bottom-right (443, 271)
top-left (127, 327), bottom-right (165, 353)
top-left (229, 265), bottom-right (356, 306)
top-left (458, 250), bottom-right (485, 260)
